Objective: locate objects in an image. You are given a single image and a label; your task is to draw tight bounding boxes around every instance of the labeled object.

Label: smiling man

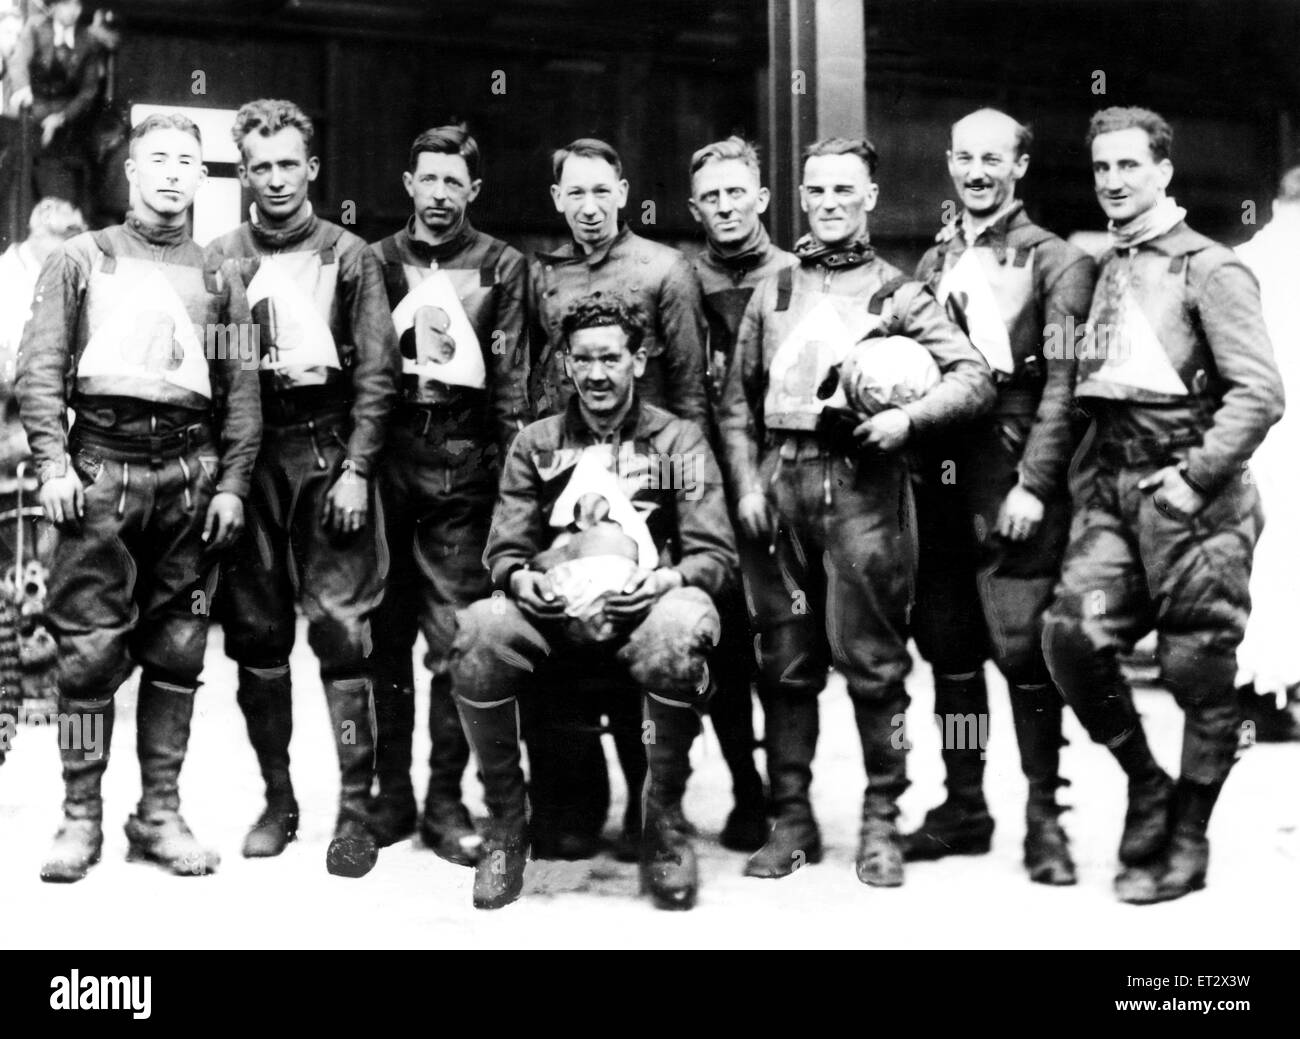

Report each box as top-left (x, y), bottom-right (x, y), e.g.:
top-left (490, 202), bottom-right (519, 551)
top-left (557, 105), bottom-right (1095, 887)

top-left (719, 136), bottom-right (994, 888)
top-left (905, 109), bottom-right (1096, 884)
top-left (449, 293), bottom-right (735, 911)
top-left (15, 112), bottom-right (261, 882)
top-left (525, 137), bottom-right (710, 858)
top-left (206, 98), bottom-right (400, 878)
top-left (365, 125), bottom-right (528, 864)
top-left (1041, 106), bottom-right (1284, 904)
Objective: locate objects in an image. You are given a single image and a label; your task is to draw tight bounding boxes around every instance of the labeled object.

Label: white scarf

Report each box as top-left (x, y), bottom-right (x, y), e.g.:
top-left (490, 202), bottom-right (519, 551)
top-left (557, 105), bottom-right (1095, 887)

top-left (1109, 195), bottom-right (1186, 250)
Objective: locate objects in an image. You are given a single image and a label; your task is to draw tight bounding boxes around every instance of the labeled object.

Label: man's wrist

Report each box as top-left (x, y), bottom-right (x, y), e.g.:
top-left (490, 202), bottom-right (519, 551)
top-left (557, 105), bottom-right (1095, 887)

top-left (38, 458), bottom-right (68, 485)
top-left (339, 459), bottom-right (367, 481)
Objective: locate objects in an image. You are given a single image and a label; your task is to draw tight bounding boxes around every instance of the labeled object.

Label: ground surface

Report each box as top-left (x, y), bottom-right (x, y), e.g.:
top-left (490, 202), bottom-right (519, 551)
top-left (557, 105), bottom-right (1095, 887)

top-left (2, 622), bottom-right (1297, 950)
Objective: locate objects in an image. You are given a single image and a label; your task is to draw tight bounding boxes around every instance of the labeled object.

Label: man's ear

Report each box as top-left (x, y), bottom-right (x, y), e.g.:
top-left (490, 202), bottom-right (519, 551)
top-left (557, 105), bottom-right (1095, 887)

top-left (402, 170), bottom-right (415, 199)
top-left (467, 178), bottom-right (482, 204)
top-left (687, 197), bottom-right (703, 225)
top-left (864, 180), bottom-right (880, 213)
top-left (755, 185), bottom-right (771, 215)
top-left (551, 183), bottom-right (564, 213)
top-left (306, 155), bottom-right (320, 183)
top-left (615, 179), bottom-right (630, 209)
top-left (632, 347), bottom-right (648, 378)
top-left (236, 163), bottom-right (250, 189)
top-left (1157, 158), bottom-right (1174, 192)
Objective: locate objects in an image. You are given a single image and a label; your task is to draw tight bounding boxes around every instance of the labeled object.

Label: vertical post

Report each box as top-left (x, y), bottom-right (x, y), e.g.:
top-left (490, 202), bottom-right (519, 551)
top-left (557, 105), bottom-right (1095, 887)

top-left (765, 0), bottom-right (867, 248)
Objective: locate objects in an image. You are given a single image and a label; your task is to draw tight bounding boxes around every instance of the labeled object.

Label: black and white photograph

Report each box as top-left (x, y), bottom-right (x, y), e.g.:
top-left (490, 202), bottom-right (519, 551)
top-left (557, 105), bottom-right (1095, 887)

top-left (0, 0), bottom-right (1295, 990)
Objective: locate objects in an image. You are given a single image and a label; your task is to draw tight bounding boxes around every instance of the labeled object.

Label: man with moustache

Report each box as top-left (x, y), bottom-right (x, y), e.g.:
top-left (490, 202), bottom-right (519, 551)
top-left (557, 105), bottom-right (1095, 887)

top-left (1041, 107), bottom-right (1283, 903)
top-left (526, 137), bottom-right (708, 858)
top-left (208, 98), bottom-right (400, 878)
top-left (687, 135), bottom-right (795, 851)
top-left (450, 292), bottom-right (735, 910)
top-left (905, 109), bottom-right (1096, 884)
top-left (16, 113), bottom-right (260, 882)
top-left (719, 137), bottom-right (994, 887)
top-left (366, 125), bottom-right (528, 863)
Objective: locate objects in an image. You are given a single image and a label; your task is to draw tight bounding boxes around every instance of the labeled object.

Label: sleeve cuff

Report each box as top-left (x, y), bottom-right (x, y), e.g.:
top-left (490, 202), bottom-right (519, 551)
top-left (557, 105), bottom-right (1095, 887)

top-left (215, 477), bottom-right (249, 499)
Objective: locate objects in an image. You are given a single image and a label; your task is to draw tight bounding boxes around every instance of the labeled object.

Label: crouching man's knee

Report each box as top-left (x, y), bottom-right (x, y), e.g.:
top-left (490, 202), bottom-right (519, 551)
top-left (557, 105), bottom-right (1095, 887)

top-left (450, 594), bottom-right (551, 706)
top-left (618, 587), bottom-right (721, 706)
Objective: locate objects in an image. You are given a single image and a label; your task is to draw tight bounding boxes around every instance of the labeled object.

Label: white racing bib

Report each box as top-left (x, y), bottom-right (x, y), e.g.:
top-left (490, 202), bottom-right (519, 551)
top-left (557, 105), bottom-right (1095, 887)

top-left (390, 268), bottom-right (486, 395)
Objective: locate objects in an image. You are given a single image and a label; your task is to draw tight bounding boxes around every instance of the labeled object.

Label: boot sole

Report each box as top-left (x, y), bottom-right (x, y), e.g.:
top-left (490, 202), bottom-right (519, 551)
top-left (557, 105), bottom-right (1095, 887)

top-left (242, 831), bottom-right (299, 858)
top-left (125, 844), bottom-right (220, 876)
top-left (901, 829), bottom-right (993, 861)
top-left (1028, 864), bottom-right (1078, 886)
top-left (40, 851), bottom-right (101, 884)
top-left (744, 844), bottom-right (824, 879)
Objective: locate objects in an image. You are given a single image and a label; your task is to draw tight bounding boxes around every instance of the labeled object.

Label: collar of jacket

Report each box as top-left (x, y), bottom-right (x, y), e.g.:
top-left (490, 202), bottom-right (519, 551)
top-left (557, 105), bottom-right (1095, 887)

top-left (249, 202), bottom-right (318, 250)
top-left (705, 222), bottom-right (775, 272)
top-left (1113, 220), bottom-right (1204, 258)
top-left (935, 200), bottom-right (1027, 247)
top-left (537, 223), bottom-right (632, 267)
top-left (124, 211), bottom-right (188, 248)
top-left (793, 232), bottom-right (874, 270)
top-left (402, 216), bottom-right (477, 263)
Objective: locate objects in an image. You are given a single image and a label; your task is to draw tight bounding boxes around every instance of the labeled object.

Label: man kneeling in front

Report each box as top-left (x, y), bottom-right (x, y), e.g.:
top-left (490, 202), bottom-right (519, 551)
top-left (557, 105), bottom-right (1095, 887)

top-left (449, 293), bottom-right (736, 910)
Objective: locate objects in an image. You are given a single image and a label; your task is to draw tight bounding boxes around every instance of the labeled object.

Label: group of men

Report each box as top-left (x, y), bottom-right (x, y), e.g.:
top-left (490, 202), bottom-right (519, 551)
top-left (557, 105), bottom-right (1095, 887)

top-left (9, 94), bottom-right (1283, 914)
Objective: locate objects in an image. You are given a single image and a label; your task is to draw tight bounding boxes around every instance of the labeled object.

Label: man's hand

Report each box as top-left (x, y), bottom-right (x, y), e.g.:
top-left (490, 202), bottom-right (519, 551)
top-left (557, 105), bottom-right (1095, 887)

top-left (853, 408), bottom-right (911, 452)
top-left (40, 111), bottom-right (65, 149)
top-left (605, 567), bottom-right (683, 622)
top-left (996, 484), bottom-right (1045, 542)
top-left (509, 569), bottom-right (567, 620)
top-left (322, 469), bottom-right (368, 534)
top-left (39, 472), bottom-right (83, 529)
top-left (736, 490), bottom-right (774, 544)
top-left (1139, 465), bottom-right (1206, 519)
top-left (202, 492), bottom-right (244, 551)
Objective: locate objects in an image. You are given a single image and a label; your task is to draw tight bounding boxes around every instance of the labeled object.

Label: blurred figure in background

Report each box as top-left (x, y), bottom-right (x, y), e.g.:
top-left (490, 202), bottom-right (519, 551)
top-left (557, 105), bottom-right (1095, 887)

top-left (7, 0), bottom-right (108, 218)
top-left (1235, 165), bottom-right (1300, 741)
top-left (0, 196), bottom-right (84, 381)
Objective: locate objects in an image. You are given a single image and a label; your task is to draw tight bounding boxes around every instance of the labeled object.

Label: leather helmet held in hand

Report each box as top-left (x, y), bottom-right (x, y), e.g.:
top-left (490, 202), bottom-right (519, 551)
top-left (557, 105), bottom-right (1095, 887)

top-left (840, 335), bottom-right (940, 417)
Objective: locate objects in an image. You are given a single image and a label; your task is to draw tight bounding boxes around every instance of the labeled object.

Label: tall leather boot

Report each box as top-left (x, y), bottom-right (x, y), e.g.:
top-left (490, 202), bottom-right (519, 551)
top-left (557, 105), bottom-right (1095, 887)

top-left (370, 671), bottom-right (417, 848)
top-left (41, 696), bottom-right (114, 883)
top-left (453, 693), bottom-right (528, 910)
top-left (710, 675), bottom-right (768, 852)
top-left (323, 675), bottom-right (379, 878)
top-left (611, 690), bottom-right (650, 863)
top-left (125, 677), bottom-right (220, 876)
top-left (1107, 715), bottom-right (1176, 901)
top-left (853, 695), bottom-right (908, 887)
top-left (902, 671), bottom-right (993, 861)
top-left (419, 671), bottom-right (480, 865)
top-left (640, 694), bottom-right (701, 910)
top-left (236, 664), bottom-right (300, 858)
top-left (1009, 681), bottom-right (1076, 885)
top-left (745, 689), bottom-right (822, 878)
top-left (1146, 778), bottom-right (1224, 904)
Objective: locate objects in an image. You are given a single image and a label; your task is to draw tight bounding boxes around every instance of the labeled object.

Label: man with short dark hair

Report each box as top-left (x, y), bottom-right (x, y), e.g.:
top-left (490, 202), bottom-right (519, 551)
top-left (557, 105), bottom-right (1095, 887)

top-left (719, 136), bottom-right (994, 887)
top-left (905, 108), bottom-right (1096, 884)
top-left (16, 112), bottom-right (261, 882)
top-left (1042, 106), bottom-right (1283, 904)
top-left (451, 292), bottom-right (734, 910)
top-left (365, 125), bottom-right (529, 863)
top-left (526, 136), bottom-right (709, 858)
top-left (687, 134), bottom-right (795, 851)
top-left (208, 98), bottom-right (400, 878)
